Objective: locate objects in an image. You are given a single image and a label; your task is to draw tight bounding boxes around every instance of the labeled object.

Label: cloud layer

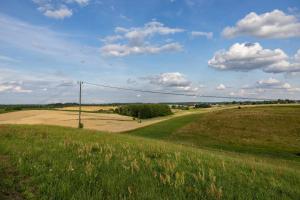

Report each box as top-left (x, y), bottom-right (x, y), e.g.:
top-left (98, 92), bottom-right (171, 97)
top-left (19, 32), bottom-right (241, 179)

top-left (244, 78), bottom-right (300, 92)
top-left (208, 42), bottom-right (300, 73)
top-left (223, 10), bottom-right (300, 39)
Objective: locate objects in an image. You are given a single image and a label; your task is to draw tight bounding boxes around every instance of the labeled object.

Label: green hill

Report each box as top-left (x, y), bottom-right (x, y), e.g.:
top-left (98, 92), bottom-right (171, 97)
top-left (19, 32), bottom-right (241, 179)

top-left (0, 105), bottom-right (300, 199)
top-left (128, 105), bottom-right (300, 161)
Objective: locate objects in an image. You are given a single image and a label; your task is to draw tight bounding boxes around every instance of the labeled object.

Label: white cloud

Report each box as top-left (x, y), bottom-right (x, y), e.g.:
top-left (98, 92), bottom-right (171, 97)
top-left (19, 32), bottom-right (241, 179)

top-left (216, 84), bottom-right (226, 90)
top-left (44, 7), bottom-right (73, 19)
top-left (191, 31), bottom-right (213, 39)
top-left (223, 10), bottom-right (300, 39)
top-left (101, 43), bottom-right (182, 57)
top-left (0, 82), bottom-right (32, 93)
top-left (256, 78), bottom-right (300, 92)
top-left (67, 0), bottom-right (90, 6)
top-left (101, 35), bottom-right (123, 43)
top-left (257, 77), bottom-right (281, 87)
top-left (143, 72), bottom-right (199, 92)
top-left (101, 21), bottom-right (184, 56)
top-left (33, 0), bottom-right (89, 19)
top-left (208, 42), bottom-right (300, 73)
top-left (147, 72), bottom-right (191, 87)
top-left (121, 21), bottom-right (184, 45)
top-left (242, 78), bottom-right (300, 93)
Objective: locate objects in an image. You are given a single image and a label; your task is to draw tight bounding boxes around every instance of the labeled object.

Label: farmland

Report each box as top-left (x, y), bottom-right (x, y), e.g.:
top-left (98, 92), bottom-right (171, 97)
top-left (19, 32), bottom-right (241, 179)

top-left (0, 105), bottom-right (300, 199)
top-left (129, 105), bottom-right (300, 161)
top-left (0, 105), bottom-right (235, 132)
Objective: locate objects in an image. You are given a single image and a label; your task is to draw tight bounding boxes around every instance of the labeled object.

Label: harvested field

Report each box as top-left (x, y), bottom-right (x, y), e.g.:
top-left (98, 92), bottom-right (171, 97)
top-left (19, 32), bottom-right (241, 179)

top-left (55, 105), bottom-right (117, 112)
top-left (0, 105), bottom-right (285, 132)
top-left (0, 110), bottom-right (197, 132)
top-left (0, 106), bottom-right (235, 132)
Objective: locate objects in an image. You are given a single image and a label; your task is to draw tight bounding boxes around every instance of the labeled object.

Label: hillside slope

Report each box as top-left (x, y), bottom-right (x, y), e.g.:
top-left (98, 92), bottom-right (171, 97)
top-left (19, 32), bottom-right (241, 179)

top-left (128, 105), bottom-right (300, 161)
top-left (0, 125), bottom-right (299, 199)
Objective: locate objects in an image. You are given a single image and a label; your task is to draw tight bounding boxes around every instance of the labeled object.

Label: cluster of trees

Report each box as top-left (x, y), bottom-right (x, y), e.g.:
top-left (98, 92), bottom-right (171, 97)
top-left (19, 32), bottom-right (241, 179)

top-left (228, 99), bottom-right (299, 105)
top-left (115, 104), bottom-right (173, 119)
top-left (171, 105), bottom-right (190, 110)
top-left (194, 103), bottom-right (212, 108)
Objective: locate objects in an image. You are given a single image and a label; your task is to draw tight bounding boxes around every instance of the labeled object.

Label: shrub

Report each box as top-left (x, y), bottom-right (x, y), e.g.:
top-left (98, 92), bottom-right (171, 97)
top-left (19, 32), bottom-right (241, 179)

top-left (115, 104), bottom-right (172, 119)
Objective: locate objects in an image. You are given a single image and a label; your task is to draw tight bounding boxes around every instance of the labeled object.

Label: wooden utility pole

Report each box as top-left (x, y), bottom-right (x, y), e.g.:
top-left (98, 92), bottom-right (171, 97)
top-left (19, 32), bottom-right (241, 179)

top-left (78, 81), bottom-right (82, 128)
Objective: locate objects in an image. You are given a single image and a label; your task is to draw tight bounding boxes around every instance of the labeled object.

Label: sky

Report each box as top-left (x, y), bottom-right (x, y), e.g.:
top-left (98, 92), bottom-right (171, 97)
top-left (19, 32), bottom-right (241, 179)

top-left (0, 0), bottom-right (300, 104)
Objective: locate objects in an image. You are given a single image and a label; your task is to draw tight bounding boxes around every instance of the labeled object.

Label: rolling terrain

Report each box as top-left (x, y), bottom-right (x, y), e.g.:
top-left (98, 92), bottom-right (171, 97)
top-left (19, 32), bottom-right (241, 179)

top-left (129, 105), bottom-right (300, 161)
top-left (0, 105), bottom-right (299, 199)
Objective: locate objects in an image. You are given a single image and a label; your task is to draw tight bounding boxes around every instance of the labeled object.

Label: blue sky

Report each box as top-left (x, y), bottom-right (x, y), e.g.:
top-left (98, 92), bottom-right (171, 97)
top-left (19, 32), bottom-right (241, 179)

top-left (0, 0), bottom-right (300, 104)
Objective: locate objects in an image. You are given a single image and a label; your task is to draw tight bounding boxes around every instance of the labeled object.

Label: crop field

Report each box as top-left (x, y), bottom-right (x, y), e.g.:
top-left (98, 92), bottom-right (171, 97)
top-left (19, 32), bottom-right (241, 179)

top-left (55, 105), bottom-right (118, 112)
top-left (0, 105), bottom-right (299, 199)
top-left (0, 106), bottom-right (233, 132)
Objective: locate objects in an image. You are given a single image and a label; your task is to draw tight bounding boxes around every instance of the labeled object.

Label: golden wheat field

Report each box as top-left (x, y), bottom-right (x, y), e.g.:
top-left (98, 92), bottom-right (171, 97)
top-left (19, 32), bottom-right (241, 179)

top-left (55, 105), bottom-right (118, 112)
top-left (0, 106), bottom-right (236, 132)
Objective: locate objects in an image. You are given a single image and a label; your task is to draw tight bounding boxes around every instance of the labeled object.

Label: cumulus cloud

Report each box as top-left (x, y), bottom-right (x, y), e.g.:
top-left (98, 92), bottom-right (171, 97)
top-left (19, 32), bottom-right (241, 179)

top-left (0, 81), bottom-right (32, 93)
top-left (242, 78), bottom-right (300, 92)
top-left (33, 0), bottom-right (89, 19)
top-left (43, 7), bottom-right (73, 19)
top-left (143, 72), bottom-right (199, 92)
top-left (101, 21), bottom-right (184, 56)
top-left (216, 84), bottom-right (226, 90)
top-left (208, 42), bottom-right (300, 73)
top-left (223, 10), bottom-right (300, 39)
top-left (191, 31), bottom-right (213, 39)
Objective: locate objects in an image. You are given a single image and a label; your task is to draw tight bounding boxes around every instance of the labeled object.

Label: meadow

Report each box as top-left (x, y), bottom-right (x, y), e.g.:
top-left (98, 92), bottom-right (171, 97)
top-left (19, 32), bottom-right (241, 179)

top-left (0, 105), bottom-right (299, 199)
top-left (129, 105), bottom-right (300, 161)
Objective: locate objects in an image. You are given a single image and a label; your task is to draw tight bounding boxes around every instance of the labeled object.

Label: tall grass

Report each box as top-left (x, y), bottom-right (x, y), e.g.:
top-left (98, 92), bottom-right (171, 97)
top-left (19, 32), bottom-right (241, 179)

top-left (0, 125), bottom-right (299, 199)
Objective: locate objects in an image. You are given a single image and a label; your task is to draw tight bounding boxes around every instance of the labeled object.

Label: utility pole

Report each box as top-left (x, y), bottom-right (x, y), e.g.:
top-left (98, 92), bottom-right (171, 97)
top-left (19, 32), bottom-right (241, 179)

top-left (78, 81), bottom-right (82, 128)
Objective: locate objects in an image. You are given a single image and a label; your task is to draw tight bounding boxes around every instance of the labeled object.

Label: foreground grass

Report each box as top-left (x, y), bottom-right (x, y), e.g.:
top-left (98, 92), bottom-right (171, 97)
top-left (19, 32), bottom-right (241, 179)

top-left (0, 125), bottom-right (300, 199)
top-left (129, 105), bottom-right (300, 161)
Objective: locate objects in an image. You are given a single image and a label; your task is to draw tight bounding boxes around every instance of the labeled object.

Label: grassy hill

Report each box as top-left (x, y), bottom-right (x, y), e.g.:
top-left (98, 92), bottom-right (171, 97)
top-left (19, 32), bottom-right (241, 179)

top-left (0, 105), bottom-right (300, 199)
top-left (128, 105), bottom-right (300, 161)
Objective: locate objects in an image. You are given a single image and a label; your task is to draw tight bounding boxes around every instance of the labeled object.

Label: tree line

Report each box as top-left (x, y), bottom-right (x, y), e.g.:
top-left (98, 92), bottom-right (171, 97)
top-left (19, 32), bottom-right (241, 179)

top-left (115, 104), bottom-right (173, 119)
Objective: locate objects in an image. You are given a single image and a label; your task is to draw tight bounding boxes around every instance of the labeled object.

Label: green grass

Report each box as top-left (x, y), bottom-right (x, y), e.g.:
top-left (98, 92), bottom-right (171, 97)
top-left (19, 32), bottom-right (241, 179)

top-left (0, 125), bottom-right (299, 199)
top-left (128, 105), bottom-right (300, 161)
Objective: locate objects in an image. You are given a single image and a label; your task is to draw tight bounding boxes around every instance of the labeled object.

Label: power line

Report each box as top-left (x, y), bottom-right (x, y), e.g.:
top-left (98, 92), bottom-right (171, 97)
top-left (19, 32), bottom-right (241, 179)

top-left (82, 81), bottom-right (276, 101)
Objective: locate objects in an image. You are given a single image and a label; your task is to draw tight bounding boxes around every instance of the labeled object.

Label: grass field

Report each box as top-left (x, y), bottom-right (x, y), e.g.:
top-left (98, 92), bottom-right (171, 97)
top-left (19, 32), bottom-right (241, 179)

top-left (0, 125), bottom-right (299, 199)
top-left (0, 105), bottom-right (300, 199)
top-left (129, 105), bottom-right (300, 161)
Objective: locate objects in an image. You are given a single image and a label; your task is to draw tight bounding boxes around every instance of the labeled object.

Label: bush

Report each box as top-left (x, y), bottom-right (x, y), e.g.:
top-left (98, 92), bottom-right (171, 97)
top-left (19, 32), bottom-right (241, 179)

top-left (115, 104), bottom-right (172, 119)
